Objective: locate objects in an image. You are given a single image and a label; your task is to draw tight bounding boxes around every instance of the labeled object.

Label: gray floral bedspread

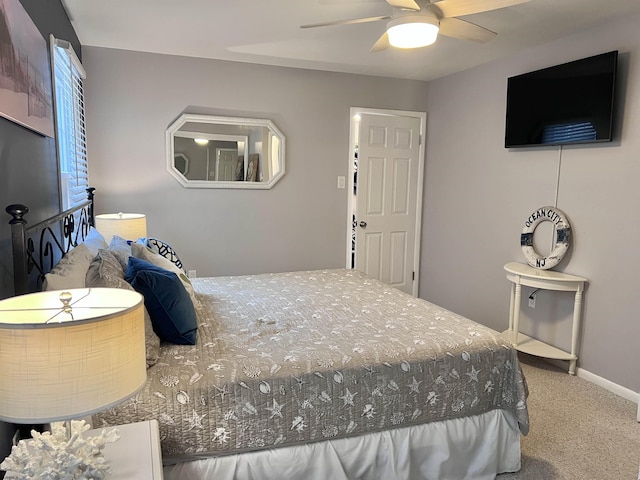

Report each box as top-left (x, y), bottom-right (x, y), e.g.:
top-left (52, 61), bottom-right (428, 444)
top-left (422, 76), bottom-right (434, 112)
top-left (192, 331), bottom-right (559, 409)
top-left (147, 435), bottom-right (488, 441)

top-left (94, 269), bottom-right (529, 462)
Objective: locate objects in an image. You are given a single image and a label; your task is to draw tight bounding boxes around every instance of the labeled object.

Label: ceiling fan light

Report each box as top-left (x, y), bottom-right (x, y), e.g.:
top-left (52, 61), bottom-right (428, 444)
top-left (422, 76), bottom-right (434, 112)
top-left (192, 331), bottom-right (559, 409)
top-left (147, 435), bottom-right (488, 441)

top-left (387, 16), bottom-right (439, 49)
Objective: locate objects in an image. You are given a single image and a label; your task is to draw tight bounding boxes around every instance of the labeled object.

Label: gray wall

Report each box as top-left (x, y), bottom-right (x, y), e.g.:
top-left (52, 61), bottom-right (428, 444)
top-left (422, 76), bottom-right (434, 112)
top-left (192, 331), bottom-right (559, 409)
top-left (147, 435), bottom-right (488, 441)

top-left (82, 48), bottom-right (430, 277)
top-left (421, 13), bottom-right (640, 393)
top-left (0, 0), bottom-right (80, 300)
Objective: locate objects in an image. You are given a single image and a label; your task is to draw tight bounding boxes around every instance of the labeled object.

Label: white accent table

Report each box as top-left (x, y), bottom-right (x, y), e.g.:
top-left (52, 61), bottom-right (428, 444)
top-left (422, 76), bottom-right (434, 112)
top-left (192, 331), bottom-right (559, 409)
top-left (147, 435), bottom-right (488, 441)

top-left (93, 420), bottom-right (163, 479)
top-left (502, 262), bottom-right (588, 375)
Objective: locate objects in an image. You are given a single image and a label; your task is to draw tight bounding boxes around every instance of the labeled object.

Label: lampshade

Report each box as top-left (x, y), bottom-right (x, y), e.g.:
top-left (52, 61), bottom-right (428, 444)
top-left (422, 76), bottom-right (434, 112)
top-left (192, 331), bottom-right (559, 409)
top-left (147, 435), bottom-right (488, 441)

top-left (0, 288), bottom-right (147, 423)
top-left (95, 212), bottom-right (147, 243)
top-left (387, 14), bottom-right (439, 49)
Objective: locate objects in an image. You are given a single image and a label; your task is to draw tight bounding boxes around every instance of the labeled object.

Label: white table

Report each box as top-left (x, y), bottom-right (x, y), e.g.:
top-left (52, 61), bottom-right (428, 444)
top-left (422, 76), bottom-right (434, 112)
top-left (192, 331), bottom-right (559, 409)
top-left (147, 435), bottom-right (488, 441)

top-left (503, 262), bottom-right (588, 375)
top-left (93, 420), bottom-right (163, 479)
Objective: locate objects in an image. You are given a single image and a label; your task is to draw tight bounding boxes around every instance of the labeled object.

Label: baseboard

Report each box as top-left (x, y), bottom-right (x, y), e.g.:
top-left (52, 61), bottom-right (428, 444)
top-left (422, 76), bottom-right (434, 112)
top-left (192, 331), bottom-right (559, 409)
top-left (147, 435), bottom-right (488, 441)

top-left (542, 358), bottom-right (638, 404)
top-left (576, 367), bottom-right (639, 404)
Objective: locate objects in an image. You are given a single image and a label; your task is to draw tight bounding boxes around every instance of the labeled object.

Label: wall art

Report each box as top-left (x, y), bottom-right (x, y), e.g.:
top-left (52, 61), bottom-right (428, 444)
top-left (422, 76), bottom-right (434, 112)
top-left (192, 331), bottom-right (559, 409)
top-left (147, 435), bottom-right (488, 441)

top-left (0, 0), bottom-right (54, 137)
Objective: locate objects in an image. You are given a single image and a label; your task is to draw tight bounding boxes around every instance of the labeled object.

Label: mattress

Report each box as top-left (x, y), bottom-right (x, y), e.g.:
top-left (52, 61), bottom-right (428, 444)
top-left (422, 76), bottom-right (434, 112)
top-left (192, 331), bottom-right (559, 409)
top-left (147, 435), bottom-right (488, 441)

top-left (93, 269), bottom-right (529, 462)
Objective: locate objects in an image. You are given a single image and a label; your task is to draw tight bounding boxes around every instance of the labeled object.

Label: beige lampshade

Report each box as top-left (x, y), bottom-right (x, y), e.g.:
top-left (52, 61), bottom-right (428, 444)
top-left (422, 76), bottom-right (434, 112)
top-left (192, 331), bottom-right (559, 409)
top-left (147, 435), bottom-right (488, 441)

top-left (0, 288), bottom-right (147, 423)
top-left (95, 212), bottom-right (147, 243)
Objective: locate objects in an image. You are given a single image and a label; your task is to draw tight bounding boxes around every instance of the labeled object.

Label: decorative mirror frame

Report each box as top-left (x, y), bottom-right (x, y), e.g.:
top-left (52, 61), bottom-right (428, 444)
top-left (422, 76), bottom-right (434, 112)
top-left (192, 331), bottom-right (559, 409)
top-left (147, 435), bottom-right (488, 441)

top-left (174, 153), bottom-right (190, 176)
top-left (166, 113), bottom-right (286, 189)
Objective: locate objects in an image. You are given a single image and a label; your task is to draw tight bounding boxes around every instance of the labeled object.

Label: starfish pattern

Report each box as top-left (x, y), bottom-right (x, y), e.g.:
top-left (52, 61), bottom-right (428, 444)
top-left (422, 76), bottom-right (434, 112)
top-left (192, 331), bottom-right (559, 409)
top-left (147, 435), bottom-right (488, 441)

top-left (466, 365), bottom-right (481, 383)
top-left (213, 383), bottom-right (231, 401)
top-left (267, 399), bottom-right (284, 419)
top-left (187, 409), bottom-right (206, 430)
top-left (339, 388), bottom-right (357, 407)
top-left (407, 376), bottom-right (422, 394)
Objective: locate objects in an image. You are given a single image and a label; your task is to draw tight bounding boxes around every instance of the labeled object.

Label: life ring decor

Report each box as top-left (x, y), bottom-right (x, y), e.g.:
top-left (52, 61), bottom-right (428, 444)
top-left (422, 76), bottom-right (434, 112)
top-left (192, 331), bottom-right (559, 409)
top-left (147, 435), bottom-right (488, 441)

top-left (520, 206), bottom-right (571, 270)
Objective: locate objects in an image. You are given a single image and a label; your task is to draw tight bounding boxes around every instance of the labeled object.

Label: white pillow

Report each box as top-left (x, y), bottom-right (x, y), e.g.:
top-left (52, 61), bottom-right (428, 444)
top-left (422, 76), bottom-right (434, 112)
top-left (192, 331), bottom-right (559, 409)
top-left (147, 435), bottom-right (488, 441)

top-left (83, 227), bottom-right (109, 256)
top-left (43, 243), bottom-right (95, 291)
top-left (130, 242), bottom-right (200, 308)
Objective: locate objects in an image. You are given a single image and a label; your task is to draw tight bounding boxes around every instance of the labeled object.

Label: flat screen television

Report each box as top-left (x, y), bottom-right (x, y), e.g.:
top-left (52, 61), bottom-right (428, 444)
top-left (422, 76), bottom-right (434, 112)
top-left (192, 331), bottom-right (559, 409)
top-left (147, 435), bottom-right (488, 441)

top-left (505, 50), bottom-right (618, 148)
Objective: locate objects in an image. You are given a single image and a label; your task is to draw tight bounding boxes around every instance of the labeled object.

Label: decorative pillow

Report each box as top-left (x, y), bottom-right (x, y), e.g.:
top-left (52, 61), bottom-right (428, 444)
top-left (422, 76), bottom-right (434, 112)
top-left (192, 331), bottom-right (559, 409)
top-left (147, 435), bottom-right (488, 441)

top-left (82, 227), bottom-right (109, 257)
top-left (130, 242), bottom-right (200, 308)
top-left (43, 243), bottom-right (95, 291)
top-left (85, 249), bottom-right (125, 287)
top-left (125, 257), bottom-right (198, 345)
top-left (107, 235), bottom-right (133, 270)
top-left (85, 256), bottom-right (161, 367)
top-left (147, 238), bottom-right (185, 272)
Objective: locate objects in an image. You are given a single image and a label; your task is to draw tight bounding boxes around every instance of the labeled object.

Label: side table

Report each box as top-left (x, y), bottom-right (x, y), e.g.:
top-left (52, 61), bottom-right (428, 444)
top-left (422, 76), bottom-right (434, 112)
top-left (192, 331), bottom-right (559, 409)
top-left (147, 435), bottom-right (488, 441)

top-left (503, 262), bottom-right (588, 375)
top-left (91, 419), bottom-right (163, 479)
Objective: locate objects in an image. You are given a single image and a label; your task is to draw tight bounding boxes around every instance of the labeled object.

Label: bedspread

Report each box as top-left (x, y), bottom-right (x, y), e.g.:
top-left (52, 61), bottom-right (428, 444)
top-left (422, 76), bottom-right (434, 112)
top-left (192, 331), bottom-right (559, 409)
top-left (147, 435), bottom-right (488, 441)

top-left (93, 269), bottom-right (529, 461)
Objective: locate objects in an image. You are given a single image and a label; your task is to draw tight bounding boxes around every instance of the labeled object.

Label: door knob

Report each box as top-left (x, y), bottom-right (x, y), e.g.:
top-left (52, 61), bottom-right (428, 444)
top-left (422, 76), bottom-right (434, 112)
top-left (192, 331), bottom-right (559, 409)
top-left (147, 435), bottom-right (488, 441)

top-left (359, 221), bottom-right (367, 228)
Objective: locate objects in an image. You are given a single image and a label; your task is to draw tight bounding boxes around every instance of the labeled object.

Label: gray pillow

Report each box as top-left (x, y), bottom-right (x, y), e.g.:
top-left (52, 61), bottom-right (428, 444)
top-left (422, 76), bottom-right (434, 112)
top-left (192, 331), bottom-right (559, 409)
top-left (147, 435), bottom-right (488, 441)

top-left (85, 249), bottom-right (161, 368)
top-left (85, 249), bottom-right (125, 286)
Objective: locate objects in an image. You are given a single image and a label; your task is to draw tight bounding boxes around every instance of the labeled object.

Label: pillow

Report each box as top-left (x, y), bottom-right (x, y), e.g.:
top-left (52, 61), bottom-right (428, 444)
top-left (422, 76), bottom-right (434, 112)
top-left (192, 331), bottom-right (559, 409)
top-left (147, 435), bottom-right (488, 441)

top-left (107, 235), bottom-right (133, 270)
top-left (147, 238), bottom-right (185, 272)
top-left (125, 256), bottom-right (198, 345)
top-left (130, 242), bottom-right (200, 308)
top-left (85, 257), bottom-right (161, 367)
top-left (82, 227), bottom-right (109, 256)
top-left (85, 249), bottom-right (125, 287)
top-left (43, 243), bottom-right (94, 291)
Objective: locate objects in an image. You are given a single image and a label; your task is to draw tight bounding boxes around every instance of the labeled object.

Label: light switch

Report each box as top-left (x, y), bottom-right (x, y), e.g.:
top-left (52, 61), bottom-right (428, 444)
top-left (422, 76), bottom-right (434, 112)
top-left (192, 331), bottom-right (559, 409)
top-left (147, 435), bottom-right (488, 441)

top-left (337, 176), bottom-right (346, 189)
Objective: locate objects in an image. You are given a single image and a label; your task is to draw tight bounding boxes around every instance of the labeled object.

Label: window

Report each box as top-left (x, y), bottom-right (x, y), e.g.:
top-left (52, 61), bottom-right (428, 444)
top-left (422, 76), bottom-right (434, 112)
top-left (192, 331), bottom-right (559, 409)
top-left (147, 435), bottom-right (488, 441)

top-left (50, 35), bottom-right (88, 211)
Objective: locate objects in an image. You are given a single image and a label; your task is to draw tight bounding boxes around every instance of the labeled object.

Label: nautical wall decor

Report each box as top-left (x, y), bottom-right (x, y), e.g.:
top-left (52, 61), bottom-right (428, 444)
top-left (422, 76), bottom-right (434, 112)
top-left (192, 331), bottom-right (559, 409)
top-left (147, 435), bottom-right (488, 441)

top-left (520, 206), bottom-right (571, 270)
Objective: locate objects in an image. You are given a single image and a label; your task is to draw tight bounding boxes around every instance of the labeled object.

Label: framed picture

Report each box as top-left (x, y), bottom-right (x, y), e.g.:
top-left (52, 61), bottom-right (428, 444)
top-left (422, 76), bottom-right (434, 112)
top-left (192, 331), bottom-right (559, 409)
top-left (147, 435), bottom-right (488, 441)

top-left (0, 0), bottom-right (55, 137)
top-left (246, 153), bottom-right (259, 182)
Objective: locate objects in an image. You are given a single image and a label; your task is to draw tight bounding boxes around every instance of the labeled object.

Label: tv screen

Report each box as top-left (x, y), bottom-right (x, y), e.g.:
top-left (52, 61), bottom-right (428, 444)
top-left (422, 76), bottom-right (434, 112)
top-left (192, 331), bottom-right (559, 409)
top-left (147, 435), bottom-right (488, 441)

top-left (505, 51), bottom-right (618, 148)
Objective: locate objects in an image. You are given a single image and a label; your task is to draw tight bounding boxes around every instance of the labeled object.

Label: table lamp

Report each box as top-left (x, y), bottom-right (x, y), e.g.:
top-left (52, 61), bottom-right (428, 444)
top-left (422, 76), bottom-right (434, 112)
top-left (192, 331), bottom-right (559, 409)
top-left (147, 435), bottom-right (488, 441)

top-left (0, 288), bottom-right (147, 477)
top-left (94, 212), bottom-right (147, 244)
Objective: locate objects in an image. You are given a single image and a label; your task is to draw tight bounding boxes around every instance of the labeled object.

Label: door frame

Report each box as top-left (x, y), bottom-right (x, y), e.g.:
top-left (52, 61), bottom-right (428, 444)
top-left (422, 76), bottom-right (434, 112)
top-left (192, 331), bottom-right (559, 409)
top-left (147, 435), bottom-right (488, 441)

top-left (345, 107), bottom-right (427, 297)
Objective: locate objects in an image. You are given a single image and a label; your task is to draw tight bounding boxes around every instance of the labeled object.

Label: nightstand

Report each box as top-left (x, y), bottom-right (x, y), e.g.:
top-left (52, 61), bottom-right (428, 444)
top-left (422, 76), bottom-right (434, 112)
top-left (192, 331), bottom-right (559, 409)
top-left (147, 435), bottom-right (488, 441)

top-left (92, 420), bottom-right (163, 479)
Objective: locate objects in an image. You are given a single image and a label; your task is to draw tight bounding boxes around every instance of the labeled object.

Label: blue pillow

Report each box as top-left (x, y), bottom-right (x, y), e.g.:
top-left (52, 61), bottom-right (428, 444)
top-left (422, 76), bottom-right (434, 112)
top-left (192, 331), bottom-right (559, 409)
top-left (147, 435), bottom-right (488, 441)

top-left (125, 256), bottom-right (197, 345)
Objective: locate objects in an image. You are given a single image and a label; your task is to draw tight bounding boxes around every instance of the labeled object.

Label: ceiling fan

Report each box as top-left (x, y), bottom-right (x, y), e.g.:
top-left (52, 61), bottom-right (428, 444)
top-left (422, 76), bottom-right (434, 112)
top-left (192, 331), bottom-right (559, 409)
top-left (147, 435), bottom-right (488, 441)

top-left (301, 0), bottom-right (530, 52)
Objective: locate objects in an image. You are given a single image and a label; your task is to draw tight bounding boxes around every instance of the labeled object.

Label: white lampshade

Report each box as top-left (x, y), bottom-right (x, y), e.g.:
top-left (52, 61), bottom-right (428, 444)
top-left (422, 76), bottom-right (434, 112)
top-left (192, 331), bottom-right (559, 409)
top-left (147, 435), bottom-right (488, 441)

top-left (387, 14), bottom-right (439, 49)
top-left (95, 212), bottom-right (147, 243)
top-left (0, 288), bottom-right (147, 423)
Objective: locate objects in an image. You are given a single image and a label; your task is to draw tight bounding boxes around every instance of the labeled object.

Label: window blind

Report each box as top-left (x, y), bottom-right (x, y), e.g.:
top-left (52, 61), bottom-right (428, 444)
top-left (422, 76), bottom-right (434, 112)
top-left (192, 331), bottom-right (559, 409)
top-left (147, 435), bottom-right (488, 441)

top-left (541, 121), bottom-right (597, 145)
top-left (50, 36), bottom-right (88, 210)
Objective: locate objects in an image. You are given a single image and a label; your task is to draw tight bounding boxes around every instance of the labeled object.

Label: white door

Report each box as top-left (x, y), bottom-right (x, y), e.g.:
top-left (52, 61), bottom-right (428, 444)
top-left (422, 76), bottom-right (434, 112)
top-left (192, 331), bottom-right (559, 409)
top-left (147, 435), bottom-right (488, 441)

top-left (353, 111), bottom-right (423, 295)
top-left (216, 149), bottom-right (238, 181)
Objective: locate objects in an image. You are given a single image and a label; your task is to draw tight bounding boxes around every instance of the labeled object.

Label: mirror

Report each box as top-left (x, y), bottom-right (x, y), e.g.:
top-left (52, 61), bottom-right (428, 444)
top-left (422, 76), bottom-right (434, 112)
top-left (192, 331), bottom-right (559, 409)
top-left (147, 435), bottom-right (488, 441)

top-left (166, 114), bottom-right (285, 189)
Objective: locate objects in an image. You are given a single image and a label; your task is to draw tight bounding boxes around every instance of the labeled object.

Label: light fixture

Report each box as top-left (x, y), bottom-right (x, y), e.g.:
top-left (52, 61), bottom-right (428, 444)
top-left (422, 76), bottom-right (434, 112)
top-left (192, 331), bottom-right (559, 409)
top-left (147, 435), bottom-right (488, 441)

top-left (0, 288), bottom-right (147, 423)
top-left (194, 138), bottom-right (209, 145)
top-left (387, 13), bottom-right (439, 49)
top-left (94, 212), bottom-right (147, 243)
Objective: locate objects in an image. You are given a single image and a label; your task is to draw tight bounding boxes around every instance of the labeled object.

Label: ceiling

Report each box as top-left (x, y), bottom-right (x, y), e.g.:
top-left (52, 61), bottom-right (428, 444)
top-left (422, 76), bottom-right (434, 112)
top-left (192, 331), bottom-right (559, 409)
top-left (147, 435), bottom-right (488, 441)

top-left (61, 0), bottom-right (640, 82)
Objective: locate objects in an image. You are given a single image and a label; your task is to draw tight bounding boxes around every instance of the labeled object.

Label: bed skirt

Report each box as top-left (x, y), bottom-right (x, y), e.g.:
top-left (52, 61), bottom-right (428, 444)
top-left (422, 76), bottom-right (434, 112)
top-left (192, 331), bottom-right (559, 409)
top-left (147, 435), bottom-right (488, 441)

top-left (164, 408), bottom-right (521, 480)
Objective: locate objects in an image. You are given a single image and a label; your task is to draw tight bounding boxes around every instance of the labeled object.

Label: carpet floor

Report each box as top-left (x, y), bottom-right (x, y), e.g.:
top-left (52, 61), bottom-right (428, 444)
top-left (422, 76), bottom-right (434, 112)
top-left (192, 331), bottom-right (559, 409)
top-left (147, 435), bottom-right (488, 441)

top-left (497, 354), bottom-right (639, 479)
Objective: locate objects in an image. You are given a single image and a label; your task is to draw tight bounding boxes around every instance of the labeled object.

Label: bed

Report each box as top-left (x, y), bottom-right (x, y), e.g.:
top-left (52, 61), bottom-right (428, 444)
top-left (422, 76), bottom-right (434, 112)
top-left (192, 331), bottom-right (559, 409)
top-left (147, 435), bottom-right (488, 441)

top-left (6, 191), bottom-right (529, 480)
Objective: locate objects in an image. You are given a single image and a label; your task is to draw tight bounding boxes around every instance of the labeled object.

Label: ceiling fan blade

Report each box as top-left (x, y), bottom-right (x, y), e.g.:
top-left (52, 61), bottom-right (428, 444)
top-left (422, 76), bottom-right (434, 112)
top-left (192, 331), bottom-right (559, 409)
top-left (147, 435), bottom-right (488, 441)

top-left (433, 0), bottom-right (530, 18)
top-left (370, 31), bottom-right (390, 52)
top-left (438, 17), bottom-right (496, 43)
top-left (301, 15), bottom-right (389, 29)
top-left (385, 0), bottom-right (420, 10)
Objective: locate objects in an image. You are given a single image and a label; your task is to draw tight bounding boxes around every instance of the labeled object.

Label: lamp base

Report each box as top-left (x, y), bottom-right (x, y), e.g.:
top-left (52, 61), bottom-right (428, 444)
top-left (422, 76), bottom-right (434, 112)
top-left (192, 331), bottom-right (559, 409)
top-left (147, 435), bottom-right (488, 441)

top-left (1, 420), bottom-right (119, 479)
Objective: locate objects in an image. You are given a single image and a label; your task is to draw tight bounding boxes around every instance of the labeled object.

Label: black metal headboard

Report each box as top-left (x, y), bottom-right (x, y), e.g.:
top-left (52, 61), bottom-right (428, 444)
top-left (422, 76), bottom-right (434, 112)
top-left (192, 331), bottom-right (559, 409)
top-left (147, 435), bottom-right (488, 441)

top-left (5, 188), bottom-right (96, 295)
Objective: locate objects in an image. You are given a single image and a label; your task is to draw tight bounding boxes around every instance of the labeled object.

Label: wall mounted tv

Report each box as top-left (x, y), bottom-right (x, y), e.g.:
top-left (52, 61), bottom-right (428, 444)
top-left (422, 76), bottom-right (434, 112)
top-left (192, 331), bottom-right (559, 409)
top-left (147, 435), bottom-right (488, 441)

top-left (505, 50), bottom-right (618, 148)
